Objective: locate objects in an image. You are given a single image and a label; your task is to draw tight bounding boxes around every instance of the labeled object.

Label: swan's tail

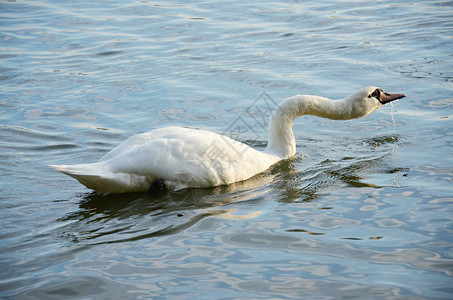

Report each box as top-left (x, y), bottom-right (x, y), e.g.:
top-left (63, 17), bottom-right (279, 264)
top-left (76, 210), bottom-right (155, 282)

top-left (50, 163), bottom-right (133, 194)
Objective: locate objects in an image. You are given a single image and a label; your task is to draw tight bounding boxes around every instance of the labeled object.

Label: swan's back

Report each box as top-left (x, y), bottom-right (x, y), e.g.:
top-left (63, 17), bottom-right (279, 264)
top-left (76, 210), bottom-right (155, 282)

top-left (51, 127), bottom-right (279, 194)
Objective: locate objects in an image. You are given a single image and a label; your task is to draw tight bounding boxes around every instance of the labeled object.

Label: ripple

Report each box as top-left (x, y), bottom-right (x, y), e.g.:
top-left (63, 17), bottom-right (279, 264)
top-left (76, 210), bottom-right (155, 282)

top-left (1, 0), bottom-right (453, 299)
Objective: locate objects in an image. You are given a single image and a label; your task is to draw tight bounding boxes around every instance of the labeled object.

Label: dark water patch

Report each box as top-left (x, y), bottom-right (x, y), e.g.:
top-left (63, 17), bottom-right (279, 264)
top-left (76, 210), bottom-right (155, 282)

top-left (93, 50), bottom-right (124, 57)
top-left (286, 229), bottom-right (326, 235)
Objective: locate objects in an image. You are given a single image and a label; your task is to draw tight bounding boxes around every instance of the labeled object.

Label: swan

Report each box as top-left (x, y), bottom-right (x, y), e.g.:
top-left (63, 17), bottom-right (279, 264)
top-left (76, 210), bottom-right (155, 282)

top-left (50, 87), bottom-right (405, 194)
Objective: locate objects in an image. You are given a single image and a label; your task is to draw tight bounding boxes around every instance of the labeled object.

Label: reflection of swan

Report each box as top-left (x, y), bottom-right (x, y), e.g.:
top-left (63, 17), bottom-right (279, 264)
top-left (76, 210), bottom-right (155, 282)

top-left (58, 176), bottom-right (273, 244)
top-left (51, 87), bottom-right (404, 194)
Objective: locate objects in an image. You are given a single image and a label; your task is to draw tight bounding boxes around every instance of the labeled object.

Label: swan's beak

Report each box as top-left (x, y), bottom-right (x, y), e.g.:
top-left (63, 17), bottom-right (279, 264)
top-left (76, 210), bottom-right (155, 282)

top-left (379, 92), bottom-right (406, 104)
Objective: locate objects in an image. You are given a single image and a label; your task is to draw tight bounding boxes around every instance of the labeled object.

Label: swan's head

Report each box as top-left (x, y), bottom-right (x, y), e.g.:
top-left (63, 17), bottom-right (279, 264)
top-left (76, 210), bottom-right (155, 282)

top-left (346, 86), bottom-right (406, 118)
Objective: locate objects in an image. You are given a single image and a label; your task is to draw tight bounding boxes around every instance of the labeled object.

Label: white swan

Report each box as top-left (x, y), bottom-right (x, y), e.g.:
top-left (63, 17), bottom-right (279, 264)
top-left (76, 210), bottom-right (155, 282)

top-left (51, 87), bottom-right (405, 194)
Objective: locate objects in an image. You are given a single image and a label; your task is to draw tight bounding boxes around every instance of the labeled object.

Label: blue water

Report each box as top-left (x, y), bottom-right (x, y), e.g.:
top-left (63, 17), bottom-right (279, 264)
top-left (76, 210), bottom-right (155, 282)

top-left (1, 0), bottom-right (453, 298)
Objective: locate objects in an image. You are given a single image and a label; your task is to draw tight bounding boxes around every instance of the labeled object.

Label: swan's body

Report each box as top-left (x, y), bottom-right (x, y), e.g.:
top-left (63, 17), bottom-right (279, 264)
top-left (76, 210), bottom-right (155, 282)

top-left (51, 87), bottom-right (405, 194)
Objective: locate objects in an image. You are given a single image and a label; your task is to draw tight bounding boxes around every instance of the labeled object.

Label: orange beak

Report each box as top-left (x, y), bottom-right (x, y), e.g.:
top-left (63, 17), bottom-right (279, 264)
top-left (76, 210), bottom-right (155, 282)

top-left (380, 92), bottom-right (406, 104)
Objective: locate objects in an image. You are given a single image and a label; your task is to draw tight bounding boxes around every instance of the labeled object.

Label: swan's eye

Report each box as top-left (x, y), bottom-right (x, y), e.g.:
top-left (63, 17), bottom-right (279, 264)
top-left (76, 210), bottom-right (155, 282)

top-left (368, 89), bottom-right (381, 99)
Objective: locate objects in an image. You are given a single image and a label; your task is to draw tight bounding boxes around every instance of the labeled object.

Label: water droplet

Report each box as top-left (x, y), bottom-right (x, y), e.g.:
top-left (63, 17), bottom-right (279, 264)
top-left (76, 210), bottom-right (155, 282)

top-left (390, 102), bottom-right (397, 132)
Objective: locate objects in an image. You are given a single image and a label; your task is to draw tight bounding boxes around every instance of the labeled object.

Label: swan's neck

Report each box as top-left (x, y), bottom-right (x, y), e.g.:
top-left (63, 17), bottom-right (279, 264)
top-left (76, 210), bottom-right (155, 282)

top-left (265, 95), bottom-right (349, 159)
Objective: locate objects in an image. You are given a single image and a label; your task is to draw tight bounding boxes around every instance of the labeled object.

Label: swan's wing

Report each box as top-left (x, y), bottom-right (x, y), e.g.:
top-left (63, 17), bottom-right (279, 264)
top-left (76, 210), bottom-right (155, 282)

top-left (99, 127), bottom-right (194, 162)
top-left (102, 128), bottom-right (278, 189)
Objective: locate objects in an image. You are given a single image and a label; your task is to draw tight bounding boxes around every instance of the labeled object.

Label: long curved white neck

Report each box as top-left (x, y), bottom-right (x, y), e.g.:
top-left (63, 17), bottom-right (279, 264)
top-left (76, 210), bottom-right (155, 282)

top-left (264, 95), bottom-right (351, 159)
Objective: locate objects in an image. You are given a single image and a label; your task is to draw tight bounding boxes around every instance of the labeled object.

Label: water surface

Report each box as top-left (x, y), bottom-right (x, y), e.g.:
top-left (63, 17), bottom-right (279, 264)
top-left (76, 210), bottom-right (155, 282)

top-left (1, 0), bottom-right (453, 298)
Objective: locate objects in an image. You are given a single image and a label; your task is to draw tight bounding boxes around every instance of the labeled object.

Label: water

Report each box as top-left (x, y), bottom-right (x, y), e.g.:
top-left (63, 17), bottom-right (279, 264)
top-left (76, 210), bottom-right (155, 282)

top-left (1, 0), bottom-right (453, 298)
